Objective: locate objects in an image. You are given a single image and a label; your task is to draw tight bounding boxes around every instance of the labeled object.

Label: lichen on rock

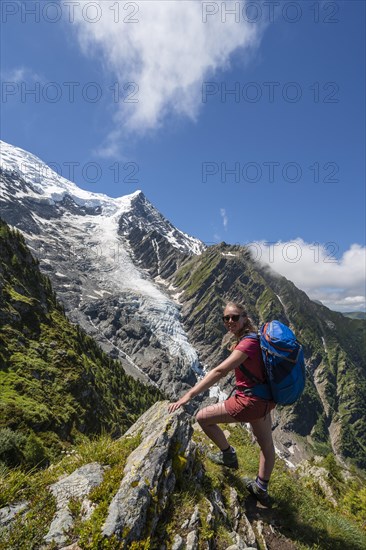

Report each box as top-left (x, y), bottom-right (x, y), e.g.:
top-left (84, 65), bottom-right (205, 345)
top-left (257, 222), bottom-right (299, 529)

top-left (102, 401), bottom-right (193, 545)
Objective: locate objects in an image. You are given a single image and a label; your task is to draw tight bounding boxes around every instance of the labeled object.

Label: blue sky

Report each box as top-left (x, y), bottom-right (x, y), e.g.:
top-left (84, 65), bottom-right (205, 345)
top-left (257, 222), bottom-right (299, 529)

top-left (1, 0), bottom-right (365, 311)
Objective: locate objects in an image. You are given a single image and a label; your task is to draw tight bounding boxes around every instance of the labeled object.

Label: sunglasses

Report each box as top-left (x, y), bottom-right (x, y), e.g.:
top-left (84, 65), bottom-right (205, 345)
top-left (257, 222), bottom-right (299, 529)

top-left (222, 314), bottom-right (242, 322)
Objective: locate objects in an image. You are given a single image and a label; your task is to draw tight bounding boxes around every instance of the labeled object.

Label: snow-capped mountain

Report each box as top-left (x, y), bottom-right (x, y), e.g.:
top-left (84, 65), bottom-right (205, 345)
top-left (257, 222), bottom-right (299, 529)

top-left (0, 140), bottom-right (205, 395)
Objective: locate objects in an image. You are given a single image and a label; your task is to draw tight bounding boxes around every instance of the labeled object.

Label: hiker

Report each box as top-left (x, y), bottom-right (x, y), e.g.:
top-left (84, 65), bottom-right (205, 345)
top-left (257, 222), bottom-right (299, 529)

top-left (168, 301), bottom-right (276, 505)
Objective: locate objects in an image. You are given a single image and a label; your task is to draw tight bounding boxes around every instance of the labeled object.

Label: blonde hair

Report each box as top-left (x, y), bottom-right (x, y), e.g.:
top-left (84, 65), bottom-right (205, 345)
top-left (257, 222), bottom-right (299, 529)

top-left (223, 301), bottom-right (257, 351)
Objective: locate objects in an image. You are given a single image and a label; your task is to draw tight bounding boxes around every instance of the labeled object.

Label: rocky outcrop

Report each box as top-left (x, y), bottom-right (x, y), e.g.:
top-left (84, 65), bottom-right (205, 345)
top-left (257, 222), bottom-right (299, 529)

top-left (0, 502), bottom-right (28, 530)
top-left (2, 401), bottom-right (363, 550)
top-left (1, 402), bottom-right (196, 547)
top-left (0, 402), bottom-right (264, 548)
top-left (296, 459), bottom-right (338, 506)
top-left (101, 401), bottom-right (194, 543)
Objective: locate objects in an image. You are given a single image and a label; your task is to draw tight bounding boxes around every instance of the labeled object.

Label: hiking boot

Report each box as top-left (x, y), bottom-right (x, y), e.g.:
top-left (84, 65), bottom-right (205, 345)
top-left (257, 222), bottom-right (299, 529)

top-left (243, 477), bottom-right (271, 506)
top-left (207, 448), bottom-right (238, 469)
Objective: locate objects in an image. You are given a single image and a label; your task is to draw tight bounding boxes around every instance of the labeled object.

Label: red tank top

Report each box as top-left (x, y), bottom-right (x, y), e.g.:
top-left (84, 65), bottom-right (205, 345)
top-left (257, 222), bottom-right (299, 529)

top-left (234, 337), bottom-right (266, 389)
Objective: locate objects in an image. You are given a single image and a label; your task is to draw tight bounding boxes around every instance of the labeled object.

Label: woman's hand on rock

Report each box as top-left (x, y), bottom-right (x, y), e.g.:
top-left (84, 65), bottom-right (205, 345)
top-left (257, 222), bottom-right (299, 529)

top-left (168, 393), bottom-right (191, 413)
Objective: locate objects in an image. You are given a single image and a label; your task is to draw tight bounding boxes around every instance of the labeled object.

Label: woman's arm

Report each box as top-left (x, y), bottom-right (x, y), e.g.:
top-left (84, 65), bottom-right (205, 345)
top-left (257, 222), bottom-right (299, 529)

top-left (168, 349), bottom-right (248, 413)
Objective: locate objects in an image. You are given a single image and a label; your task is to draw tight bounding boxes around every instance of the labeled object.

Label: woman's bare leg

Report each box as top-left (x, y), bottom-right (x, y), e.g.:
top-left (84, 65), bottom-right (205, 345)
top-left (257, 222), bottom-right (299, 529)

top-left (250, 412), bottom-right (275, 480)
top-left (196, 402), bottom-right (237, 450)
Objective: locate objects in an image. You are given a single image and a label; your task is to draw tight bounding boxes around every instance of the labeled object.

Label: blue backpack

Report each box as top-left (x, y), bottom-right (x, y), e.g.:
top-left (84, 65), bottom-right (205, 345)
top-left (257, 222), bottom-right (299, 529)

top-left (239, 320), bottom-right (306, 405)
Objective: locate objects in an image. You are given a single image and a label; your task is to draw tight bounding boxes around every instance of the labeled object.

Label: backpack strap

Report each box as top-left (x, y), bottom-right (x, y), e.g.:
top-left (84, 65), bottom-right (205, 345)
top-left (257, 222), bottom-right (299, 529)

top-left (238, 363), bottom-right (264, 385)
top-left (236, 383), bottom-right (272, 400)
top-left (237, 332), bottom-right (272, 400)
top-left (237, 332), bottom-right (263, 384)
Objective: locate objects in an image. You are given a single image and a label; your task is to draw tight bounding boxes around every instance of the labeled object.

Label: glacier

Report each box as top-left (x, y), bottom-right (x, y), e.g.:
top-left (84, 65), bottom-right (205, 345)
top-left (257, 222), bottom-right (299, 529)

top-left (0, 139), bottom-right (205, 391)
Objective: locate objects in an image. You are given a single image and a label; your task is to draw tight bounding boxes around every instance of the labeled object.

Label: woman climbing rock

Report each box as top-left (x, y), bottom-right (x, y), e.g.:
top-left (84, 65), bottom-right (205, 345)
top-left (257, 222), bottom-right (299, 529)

top-left (168, 301), bottom-right (276, 506)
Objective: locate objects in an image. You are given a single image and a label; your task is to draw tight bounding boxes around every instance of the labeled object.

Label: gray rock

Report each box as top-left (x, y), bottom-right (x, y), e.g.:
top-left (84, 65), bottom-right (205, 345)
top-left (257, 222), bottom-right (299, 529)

top-left (188, 504), bottom-right (200, 528)
top-left (186, 530), bottom-right (199, 550)
top-left (240, 514), bottom-right (257, 548)
top-left (0, 501), bottom-right (28, 530)
top-left (253, 520), bottom-right (267, 550)
top-left (184, 439), bottom-right (197, 472)
top-left (210, 488), bottom-right (227, 520)
top-left (44, 509), bottom-right (74, 547)
top-left (49, 462), bottom-right (104, 508)
top-left (229, 487), bottom-right (240, 531)
top-left (80, 498), bottom-right (96, 521)
top-left (205, 498), bottom-right (214, 527)
top-left (172, 534), bottom-right (184, 550)
top-left (227, 487), bottom-right (257, 548)
top-left (224, 509), bottom-right (257, 549)
top-left (228, 531), bottom-right (246, 550)
top-left (102, 401), bottom-right (193, 544)
top-left (296, 461), bottom-right (338, 506)
top-left (44, 462), bottom-right (105, 546)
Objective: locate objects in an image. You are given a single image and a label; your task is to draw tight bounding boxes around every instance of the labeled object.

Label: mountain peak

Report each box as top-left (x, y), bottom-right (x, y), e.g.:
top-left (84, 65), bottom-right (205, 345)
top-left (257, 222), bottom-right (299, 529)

top-left (0, 140), bottom-right (143, 216)
top-left (0, 140), bottom-right (204, 255)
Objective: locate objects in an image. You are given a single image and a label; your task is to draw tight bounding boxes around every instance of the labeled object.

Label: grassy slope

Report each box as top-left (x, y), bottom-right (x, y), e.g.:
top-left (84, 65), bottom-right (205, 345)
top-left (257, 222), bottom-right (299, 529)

top-left (1, 422), bottom-right (365, 549)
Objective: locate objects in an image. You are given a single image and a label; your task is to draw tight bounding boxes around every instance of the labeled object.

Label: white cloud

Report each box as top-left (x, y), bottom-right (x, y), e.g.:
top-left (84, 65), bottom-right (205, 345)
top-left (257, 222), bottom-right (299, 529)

top-left (220, 208), bottom-right (228, 230)
top-left (3, 67), bottom-right (27, 82)
top-left (2, 67), bottom-right (44, 83)
top-left (69, 0), bottom-right (263, 154)
top-left (248, 240), bottom-right (366, 312)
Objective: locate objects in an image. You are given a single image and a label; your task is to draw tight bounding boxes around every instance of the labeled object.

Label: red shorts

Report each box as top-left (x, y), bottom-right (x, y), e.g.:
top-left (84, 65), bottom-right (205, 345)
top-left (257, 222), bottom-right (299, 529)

top-left (224, 392), bottom-right (275, 422)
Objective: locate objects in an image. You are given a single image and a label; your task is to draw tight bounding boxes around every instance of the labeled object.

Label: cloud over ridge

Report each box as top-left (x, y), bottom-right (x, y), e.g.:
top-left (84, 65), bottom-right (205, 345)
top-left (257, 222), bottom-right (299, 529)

top-left (254, 240), bottom-right (366, 312)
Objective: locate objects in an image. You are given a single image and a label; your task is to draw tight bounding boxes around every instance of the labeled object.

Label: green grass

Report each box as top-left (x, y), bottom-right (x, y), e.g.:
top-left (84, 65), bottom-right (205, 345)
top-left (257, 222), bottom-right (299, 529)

top-left (151, 424), bottom-right (366, 550)
top-left (0, 433), bottom-right (141, 550)
top-left (1, 421), bottom-right (365, 549)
